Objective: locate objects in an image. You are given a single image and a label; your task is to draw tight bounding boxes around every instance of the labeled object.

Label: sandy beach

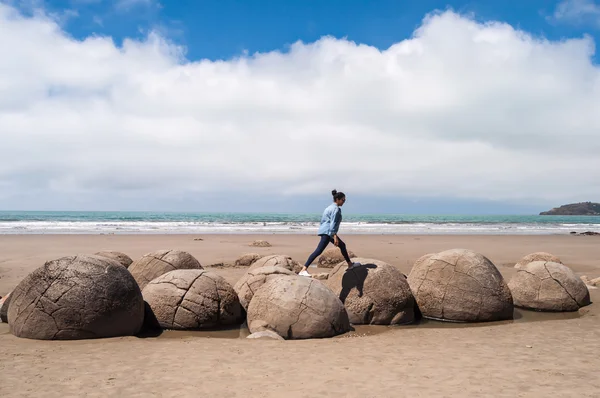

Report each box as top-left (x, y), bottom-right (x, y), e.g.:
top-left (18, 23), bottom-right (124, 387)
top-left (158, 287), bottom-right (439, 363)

top-left (1, 234), bottom-right (599, 397)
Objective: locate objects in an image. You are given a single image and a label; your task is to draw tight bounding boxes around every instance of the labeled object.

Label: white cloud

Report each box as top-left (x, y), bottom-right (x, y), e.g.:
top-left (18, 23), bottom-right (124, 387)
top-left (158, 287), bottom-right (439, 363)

top-left (551, 0), bottom-right (600, 26)
top-left (0, 3), bottom-right (599, 210)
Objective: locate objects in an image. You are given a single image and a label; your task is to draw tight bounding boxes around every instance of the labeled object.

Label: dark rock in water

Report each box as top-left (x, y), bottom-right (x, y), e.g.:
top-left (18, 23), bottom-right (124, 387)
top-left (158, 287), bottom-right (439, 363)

top-left (540, 202), bottom-right (600, 215)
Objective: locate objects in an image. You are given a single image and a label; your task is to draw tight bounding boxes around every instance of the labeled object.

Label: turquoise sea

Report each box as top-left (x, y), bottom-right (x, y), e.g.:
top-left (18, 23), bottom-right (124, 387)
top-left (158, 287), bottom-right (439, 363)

top-left (0, 211), bottom-right (599, 235)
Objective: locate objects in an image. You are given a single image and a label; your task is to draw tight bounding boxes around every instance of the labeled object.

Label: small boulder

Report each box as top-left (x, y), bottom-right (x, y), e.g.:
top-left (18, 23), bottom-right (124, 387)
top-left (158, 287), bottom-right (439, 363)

top-left (246, 330), bottom-right (284, 340)
top-left (247, 276), bottom-right (351, 339)
top-left (591, 277), bottom-right (600, 287)
top-left (407, 249), bottom-right (513, 322)
top-left (325, 258), bottom-right (415, 325)
top-left (250, 240), bottom-right (271, 247)
top-left (128, 250), bottom-right (203, 290)
top-left (312, 272), bottom-right (329, 281)
top-left (235, 253), bottom-right (262, 267)
top-left (94, 250), bottom-right (133, 268)
top-left (8, 255), bottom-right (144, 340)
top-left (508, 261), bottom-right (590, 312)
top-left (0, 291), bottom-right (12, 323)
top-left (233, 266), bottom-right (295, 310)
top-left (317, 248), bottom-right (356, 268)
top-left (515, 252), bottom-right (562, 269)
top-left (142, 269), bottom-right (244, 330)
top-left (248, 254), bottom-right (302, 274)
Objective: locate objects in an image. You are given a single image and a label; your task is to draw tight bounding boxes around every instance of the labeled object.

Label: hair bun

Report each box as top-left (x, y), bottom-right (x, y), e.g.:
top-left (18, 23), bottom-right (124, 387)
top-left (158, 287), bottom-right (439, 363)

top-left (331, 189), bottom-right (337, 196)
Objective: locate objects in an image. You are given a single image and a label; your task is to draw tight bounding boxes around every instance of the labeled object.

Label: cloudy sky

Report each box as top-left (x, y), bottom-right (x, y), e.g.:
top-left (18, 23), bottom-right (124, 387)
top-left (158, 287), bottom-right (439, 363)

top-left (1, 0), bottom-right (599, 214)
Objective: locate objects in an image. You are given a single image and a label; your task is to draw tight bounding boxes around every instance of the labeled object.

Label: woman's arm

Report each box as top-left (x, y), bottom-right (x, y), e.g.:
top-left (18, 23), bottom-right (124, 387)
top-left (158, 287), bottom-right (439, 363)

top-left (328, 207), bottom-right (341, 245)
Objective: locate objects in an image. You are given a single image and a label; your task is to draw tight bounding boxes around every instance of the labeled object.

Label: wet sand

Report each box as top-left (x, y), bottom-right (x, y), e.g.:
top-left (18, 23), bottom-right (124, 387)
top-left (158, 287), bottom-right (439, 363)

top-left (1, 234), bottom-right (599, 397)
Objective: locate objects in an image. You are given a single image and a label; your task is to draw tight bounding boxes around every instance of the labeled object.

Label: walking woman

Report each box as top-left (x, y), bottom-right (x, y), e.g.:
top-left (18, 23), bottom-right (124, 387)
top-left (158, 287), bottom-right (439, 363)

top-left (299, 189), bottom-right (360, 277)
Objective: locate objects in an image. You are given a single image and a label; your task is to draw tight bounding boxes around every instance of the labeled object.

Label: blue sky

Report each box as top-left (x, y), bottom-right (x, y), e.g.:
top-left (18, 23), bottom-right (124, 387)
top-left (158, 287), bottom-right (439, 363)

top-left (19, 0), bottom-right (600, 62)
top-left (1, 0), bottom-right (600, 214)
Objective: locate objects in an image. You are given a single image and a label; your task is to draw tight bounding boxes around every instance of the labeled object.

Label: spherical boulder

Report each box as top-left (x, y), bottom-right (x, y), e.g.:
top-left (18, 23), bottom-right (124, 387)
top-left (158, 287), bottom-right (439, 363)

top-left (248, 254), bottom-right (302, 274)
top-left (234, 266), bottom-right (295, 310)
top-left (325, 258), bottom-right (415, 325)
top-left (129, 250), bottom-right (203, 290)
top-left (247, 275), bottom-right (351, 339)
top-left (8, 255), bottom-right (144, 340)
top-left (508, 261), bottom-right (590, 312)
top-left (249, 240), bottom-right (271, 247)
top-left (95, 250), bottom-right (133, 268)
top-left (515, 252), bottom-right (562, 269)
top-left (317, 248), bottom-right (356, 268)
top-left (407, 249), bottom-right (513, 322)
top-left (235, 253), bottom-right (262, 267)
top-left (142, 269), bottom-right (244, 330)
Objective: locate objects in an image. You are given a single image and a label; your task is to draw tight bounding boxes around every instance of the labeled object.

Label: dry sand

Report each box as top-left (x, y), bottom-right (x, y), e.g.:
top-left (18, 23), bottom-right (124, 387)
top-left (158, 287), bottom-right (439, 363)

top-left (1, 234), bottom-right (599, 397)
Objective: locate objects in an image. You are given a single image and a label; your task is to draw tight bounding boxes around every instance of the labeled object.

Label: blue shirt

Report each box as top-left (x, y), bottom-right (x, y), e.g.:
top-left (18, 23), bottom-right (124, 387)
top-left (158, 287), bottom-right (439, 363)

top-left (318, 203), bottom-right (342, 236)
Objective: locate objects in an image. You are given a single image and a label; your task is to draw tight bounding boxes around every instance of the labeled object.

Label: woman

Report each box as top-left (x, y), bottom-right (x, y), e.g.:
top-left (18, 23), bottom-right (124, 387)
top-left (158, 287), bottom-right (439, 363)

top-left (299, 189), bottom-right (360, 277)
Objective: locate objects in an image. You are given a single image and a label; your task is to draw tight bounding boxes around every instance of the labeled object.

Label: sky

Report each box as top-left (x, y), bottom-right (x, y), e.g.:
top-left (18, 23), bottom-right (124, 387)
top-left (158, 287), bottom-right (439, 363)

top-left (0, 0), bottom-right (600, 214)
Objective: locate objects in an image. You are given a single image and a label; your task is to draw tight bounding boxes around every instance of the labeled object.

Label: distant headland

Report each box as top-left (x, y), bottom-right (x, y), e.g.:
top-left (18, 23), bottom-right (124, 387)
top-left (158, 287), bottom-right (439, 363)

top-left (540, 202), bottom-right (600, 216)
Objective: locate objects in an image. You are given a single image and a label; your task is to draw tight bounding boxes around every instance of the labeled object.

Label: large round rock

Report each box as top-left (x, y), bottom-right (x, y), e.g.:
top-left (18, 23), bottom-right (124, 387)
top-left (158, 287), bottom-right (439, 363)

top-left (8, 255), bottom-right (144, 340)
top-left (407, 249), bottom-right (513, 322)
top-left (248, 254), bottom-right (302, 274)
top-left (508, 261), bottom-right (590, 311)
top-left (142, 269), bottom-right (244, 330)
top-left (325, 258), bottom-right (415, 325)
top-left (317, 248), bottom-right (356, 268)
top-left (234, 266), bottom-right (295, 310)
top-left (129, 250), bottom-right (203, 290)
top-left (95, 251), bottom-right (133, 268)
top-left (247, 276), bottom-right (350, 339)
top-left (235, 253), bottom-right (262, 267)
top-left (515, 252), bottom-right (562, 269)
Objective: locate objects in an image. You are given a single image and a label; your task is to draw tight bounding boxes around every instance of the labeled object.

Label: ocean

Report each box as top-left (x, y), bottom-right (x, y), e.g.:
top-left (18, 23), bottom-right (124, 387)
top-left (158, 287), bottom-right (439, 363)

top-left (0, 211), bottom-right (599, 235)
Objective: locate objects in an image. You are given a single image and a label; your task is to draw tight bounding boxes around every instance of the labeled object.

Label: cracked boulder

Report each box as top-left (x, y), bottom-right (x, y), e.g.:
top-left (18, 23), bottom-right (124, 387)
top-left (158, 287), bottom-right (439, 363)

top-left (515, 252), bottom-right (562, 269)
top-left (8, 255), bottom-right (144, 340)
top-left (0, 291), bottom-right (12, 323)
top-left (508, 261), bottom-right (590, 312)
top-left (247, 275), bottom-right (351, 339)
top-left (235, 253), bottom-right (262, 267)
top-left (325, 258), bottom-right (415, 325)
top-left (94, 251), bottom-right (133, 268)
top-left (317, 248), bottom-right (356, 268)
top-left (234, 266), bottom-right (295, 310)
top-left (142, 269), bottom-right (244, 330)
top-left (129, 250), bottom-right (203, 290)
top-left (407, 249), bottom-right (513, 322)
top-left (248, 254), bottom-right (302, 274)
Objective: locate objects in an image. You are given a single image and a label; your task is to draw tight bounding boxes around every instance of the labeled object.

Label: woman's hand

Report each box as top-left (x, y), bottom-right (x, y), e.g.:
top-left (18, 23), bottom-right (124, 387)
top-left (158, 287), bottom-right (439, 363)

top-left (333, 235), bottom-right (339, 246)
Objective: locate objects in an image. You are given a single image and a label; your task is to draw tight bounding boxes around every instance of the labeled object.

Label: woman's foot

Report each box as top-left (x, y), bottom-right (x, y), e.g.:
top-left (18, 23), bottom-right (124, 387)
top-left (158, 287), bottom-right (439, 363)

top-left (299, 270), bottom-right (312, 277)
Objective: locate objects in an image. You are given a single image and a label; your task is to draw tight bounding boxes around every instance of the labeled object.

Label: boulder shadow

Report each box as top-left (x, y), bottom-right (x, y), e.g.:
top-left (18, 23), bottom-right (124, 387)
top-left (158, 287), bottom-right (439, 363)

top-left (135, 301), bottom-right (163, 338)
top-left (339, 263), bottom-right (378, 304)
